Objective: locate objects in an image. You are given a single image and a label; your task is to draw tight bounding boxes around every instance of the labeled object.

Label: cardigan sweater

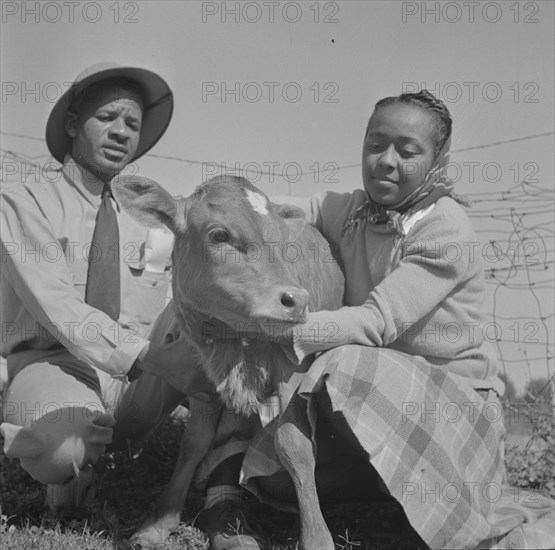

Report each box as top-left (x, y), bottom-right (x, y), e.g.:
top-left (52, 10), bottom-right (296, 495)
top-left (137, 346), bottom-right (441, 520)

top-left (286, 189), bottom-right (503, 394)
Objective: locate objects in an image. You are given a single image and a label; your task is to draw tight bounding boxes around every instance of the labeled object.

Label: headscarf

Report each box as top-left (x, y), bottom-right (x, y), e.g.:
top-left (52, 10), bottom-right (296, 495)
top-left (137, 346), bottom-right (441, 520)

top-left (341, 136), bottom-right (470, 239)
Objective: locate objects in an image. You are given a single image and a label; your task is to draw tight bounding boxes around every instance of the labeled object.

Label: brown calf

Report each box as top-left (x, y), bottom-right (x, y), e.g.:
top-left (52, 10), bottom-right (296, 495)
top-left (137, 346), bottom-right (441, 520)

top-left (114, 175), bottom-right (344, 549)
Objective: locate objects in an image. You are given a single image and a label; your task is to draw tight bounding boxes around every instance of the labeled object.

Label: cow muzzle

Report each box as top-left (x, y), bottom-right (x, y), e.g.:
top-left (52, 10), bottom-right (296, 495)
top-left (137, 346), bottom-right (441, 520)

top-left (280, 288), bottom-right (309, 319)
top-left (253, 286), bottom-right (309, 326)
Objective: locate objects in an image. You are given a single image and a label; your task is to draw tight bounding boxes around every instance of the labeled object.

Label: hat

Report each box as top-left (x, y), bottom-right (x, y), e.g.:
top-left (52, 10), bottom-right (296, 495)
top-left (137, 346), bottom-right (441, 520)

top-left (45, 62), bottom-right (174, 163)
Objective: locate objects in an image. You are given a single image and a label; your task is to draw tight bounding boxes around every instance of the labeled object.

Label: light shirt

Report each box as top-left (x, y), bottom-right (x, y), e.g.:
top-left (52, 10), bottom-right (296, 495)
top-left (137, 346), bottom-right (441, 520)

top-left (1, 155), bottom-right (172, 379)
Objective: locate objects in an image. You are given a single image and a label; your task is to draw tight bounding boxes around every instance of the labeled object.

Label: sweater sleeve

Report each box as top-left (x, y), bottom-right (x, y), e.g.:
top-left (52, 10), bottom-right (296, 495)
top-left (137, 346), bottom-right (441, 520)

top-left (1, 186), bottom-right (148, 377)
top-left (290, 212), bottom-right (474, 361)
top-left (270, 195), bottom-right (323, 230)
top-left (271, 191), bottom-right (362, 241)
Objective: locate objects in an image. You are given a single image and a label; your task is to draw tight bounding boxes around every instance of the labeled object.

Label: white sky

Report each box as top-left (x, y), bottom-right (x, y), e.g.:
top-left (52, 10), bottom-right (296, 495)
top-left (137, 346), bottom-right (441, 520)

top-left (1, 0), bottom-right (554, 393)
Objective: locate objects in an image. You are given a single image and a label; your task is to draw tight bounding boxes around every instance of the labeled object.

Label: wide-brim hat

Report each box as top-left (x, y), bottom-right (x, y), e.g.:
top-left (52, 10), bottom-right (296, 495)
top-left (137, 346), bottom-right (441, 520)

top-left (46, 62), bottom-right (174, 163)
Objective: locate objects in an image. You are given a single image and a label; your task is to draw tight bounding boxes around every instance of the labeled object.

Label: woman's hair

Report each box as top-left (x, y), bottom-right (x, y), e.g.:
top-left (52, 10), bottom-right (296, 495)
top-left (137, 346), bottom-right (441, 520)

top-left (370, 89), bottom-right (453, 155)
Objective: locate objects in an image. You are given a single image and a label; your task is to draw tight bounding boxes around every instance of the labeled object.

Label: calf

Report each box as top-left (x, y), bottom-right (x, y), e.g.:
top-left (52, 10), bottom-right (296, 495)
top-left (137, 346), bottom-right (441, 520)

top-left (114, 175), bottom-right (344, 549)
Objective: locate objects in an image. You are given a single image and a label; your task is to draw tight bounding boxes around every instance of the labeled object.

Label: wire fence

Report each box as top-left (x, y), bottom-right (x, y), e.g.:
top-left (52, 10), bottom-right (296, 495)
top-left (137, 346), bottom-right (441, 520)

top-left (1, 133), bottom-right (553, 401)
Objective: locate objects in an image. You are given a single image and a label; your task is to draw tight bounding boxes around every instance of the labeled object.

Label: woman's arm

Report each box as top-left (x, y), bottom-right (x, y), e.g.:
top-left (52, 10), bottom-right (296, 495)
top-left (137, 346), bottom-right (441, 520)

top-left (285, 212), bottom-right (477, 361)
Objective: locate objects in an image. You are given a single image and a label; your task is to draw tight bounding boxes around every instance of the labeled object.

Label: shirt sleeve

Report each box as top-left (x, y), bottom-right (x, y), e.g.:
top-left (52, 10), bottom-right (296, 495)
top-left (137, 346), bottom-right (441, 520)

top-left (291, 214), bottom-right (473, 361)
top-left (1, 187), bottom-right (148, 377)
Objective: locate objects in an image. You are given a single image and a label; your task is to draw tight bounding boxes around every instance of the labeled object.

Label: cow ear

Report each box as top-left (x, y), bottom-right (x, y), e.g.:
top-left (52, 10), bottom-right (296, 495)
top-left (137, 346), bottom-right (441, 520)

top-left (112, 176), bottom-right (179, 231)
top-left (273, 203), bottom-right (306, 220)
top-left (273, 203), bottom-right (308, 241)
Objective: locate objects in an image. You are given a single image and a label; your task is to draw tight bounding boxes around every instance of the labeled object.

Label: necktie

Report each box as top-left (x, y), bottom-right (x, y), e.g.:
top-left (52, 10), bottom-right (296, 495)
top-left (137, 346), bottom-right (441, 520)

top-left (85, 184), bottom-right (121, 321)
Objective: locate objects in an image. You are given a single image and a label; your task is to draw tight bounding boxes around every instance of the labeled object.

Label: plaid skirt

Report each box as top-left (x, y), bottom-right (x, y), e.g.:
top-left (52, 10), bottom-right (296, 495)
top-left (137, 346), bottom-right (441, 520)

top-left (238, 345), bottom-right (555, 550)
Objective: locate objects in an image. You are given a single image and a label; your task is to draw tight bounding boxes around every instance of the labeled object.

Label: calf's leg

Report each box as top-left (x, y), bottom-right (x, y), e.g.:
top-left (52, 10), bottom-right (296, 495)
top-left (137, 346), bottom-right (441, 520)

top-left (130, 397), bottom-right (221, 549)
top-left (275, 392), bottom-right (334, 550)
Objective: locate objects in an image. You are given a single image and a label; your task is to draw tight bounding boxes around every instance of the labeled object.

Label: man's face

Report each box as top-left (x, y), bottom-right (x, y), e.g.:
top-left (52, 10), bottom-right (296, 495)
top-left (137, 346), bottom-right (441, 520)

top-left (66, 82), bottom-right (143, 182)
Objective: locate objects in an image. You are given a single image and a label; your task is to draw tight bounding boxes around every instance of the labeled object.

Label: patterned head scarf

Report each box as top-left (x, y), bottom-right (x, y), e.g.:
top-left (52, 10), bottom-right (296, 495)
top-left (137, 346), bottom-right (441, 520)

top-left (341, 136), bottom-right (469, 238)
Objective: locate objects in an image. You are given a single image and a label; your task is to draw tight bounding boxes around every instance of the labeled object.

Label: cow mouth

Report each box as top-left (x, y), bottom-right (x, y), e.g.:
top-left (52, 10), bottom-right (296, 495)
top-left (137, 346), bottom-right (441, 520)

top-left (255, 313), bottom-right (306, 338)
top-left (195, 303), bottom-right (305, 340)
top-left (210, 315), bottom-right (302, 346)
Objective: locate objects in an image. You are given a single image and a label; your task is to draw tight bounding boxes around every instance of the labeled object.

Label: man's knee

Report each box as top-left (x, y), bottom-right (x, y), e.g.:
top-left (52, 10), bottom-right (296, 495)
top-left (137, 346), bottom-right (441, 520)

top-left (1, 406), bottom-right (115, 485)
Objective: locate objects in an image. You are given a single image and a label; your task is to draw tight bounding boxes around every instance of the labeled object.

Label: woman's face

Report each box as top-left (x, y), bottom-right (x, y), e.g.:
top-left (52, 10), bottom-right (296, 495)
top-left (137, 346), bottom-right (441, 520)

top-left (362, 103), bottom-right (438, 207)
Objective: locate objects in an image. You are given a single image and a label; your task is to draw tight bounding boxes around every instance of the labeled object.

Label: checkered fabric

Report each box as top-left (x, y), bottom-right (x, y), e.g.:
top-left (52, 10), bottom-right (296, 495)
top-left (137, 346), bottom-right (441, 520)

top-left (239, 345), bottom-right (555, 550)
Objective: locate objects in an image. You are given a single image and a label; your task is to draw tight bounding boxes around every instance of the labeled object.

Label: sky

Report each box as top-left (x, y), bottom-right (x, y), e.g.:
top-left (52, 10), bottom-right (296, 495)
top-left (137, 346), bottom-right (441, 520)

top-left (1, 0), bottom-right (554, 393)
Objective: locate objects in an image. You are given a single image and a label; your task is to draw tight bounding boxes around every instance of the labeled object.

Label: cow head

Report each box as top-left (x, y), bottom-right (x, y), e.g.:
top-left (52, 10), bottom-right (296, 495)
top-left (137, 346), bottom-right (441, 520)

top-left (113, 175), bottom-right (311, 338)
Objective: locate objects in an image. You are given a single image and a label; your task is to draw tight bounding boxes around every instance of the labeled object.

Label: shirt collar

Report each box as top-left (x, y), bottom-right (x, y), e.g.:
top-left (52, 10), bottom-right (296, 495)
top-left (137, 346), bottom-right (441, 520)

top-left (62, 154), bottom-right (110, 208)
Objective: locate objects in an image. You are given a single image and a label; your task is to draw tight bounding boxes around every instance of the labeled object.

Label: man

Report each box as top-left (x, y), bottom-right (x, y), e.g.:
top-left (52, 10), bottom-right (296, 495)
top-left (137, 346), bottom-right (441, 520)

top-left (0, 63), bottom-right (260, 550)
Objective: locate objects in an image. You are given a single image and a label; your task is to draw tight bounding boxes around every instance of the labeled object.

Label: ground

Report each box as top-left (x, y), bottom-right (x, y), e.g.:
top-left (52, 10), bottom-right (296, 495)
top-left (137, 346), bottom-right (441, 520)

top-left (1, 401), bottom-right (553, 550)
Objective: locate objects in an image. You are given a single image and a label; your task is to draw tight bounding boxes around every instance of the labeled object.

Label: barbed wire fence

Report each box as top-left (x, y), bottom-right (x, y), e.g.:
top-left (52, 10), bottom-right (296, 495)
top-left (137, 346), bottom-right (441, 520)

top-left (1, 132), bottom-right (554, 409)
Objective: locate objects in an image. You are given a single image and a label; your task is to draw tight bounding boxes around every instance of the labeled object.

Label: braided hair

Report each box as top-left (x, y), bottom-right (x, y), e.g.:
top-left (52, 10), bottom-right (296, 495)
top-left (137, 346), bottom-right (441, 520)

top-left (370, 90), bottom-right (453, 156)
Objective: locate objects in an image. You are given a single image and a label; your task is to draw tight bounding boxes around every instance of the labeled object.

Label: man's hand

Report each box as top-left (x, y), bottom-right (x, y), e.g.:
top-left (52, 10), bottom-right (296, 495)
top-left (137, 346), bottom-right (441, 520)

top-left (134, 338), bottom-right (216, 401)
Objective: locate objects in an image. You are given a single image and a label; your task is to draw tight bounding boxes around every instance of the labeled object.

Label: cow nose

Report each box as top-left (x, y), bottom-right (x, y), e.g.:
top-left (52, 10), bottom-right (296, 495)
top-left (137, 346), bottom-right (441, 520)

top-left (279, 287), bottom-right (309, 322)
top-left (281, 292), bottom-right (296, 308)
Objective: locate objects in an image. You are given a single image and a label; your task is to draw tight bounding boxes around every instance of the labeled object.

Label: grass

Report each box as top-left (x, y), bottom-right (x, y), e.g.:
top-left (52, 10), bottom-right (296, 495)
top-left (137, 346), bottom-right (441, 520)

top-left (2, 400), bottom-right (553, 550)
top-left (503, 397), bottom-right (555, 497)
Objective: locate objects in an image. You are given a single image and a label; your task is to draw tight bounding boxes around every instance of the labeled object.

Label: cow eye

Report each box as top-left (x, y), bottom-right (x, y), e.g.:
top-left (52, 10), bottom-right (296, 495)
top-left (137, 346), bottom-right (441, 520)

top-left (209, 228), bottom-right (230, 243)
